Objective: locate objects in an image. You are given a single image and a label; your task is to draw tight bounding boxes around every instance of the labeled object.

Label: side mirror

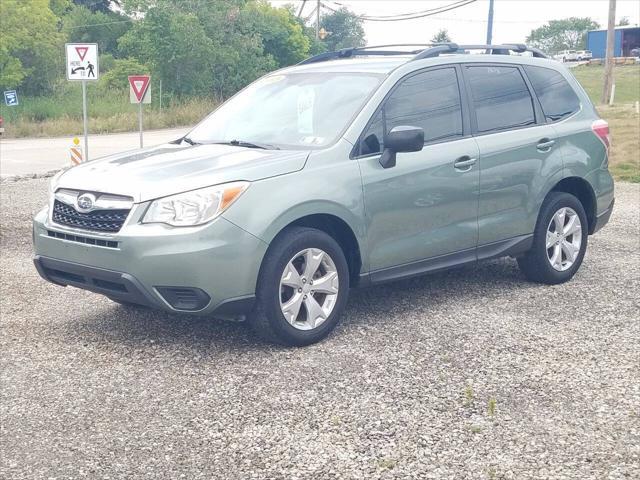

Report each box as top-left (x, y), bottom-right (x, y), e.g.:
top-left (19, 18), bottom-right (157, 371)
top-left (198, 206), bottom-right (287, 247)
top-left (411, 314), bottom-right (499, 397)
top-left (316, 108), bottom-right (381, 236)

top-left (380, 126), bottom-right (424, 169)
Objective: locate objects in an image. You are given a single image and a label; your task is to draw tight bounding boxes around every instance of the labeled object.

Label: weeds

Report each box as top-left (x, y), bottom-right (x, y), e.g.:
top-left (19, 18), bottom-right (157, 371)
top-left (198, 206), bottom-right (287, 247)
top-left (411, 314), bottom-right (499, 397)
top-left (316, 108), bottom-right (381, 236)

top-left (377, 458), bottom-right (397, 471)
top-left (464, 385), bottom-right (474, 406)
top-left (488, 398), bottom-right (497, 417)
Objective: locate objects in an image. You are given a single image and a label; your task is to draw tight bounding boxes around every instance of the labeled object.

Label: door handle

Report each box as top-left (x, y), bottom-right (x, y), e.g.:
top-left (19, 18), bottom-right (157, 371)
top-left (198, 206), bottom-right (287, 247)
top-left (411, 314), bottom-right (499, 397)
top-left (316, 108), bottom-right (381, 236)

top-left (537, 138), bottom-right (555, 151)
top-left (453, 156), bottom-right (477, 171)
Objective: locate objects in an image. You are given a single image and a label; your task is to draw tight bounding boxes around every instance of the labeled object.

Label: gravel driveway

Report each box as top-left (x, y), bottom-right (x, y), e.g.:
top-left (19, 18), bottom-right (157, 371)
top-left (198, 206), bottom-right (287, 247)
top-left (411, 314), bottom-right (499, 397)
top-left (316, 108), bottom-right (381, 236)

top-left (1, 178), bottom-right (638, 479)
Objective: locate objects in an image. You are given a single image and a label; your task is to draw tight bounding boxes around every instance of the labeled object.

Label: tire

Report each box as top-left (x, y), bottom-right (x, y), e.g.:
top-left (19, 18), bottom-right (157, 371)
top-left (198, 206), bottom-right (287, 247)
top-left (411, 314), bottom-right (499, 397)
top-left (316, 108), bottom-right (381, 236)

top-left (518, 192), bottom-right (588, 285)
top-left (249, 227), bottom-right (350, 346)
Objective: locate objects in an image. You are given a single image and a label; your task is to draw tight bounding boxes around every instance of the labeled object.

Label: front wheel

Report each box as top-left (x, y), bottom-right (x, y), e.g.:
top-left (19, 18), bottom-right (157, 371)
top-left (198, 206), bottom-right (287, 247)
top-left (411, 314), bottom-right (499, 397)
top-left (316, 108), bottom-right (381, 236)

top-left (518, 192), bottom-right (588, 284)
top-left (249, 227), bottom-right (350, 346)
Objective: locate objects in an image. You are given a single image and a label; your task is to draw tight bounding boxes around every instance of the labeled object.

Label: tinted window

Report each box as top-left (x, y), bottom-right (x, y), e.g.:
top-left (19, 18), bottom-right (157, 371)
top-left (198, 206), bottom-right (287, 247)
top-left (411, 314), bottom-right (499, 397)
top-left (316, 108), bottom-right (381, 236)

top-left (466, 66), bottom-right (536, 133)
top-left (359, 68), bottom-right (463, 156)
top-left (524, 65), bottom-right (580, 122)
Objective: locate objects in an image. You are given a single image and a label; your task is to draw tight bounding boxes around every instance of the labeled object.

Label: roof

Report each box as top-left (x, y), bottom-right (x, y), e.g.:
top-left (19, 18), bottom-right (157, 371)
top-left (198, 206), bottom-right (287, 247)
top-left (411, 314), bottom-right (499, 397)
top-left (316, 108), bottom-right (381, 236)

top-left (588, 25), bottom-right (640, 32)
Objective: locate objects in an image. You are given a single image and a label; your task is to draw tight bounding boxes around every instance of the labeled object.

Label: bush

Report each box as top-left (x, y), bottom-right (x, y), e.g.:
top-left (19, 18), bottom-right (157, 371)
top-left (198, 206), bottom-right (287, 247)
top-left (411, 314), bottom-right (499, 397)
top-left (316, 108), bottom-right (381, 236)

top-left (99, 58), bottom-right (149, 91)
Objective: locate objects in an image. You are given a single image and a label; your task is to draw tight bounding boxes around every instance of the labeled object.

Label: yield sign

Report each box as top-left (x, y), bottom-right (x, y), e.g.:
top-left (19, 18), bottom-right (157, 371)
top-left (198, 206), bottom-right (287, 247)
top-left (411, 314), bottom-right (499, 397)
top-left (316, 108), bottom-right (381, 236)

top-left (75, 46), bottom-right (88, 61)
top-left (128, 75), bottom-right (151, 103)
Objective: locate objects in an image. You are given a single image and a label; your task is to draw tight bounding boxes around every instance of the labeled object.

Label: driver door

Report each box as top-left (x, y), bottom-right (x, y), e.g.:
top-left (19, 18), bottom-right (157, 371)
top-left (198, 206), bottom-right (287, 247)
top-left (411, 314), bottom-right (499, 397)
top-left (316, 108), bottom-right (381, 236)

top-left (355, 66), bottom-right (480, 277)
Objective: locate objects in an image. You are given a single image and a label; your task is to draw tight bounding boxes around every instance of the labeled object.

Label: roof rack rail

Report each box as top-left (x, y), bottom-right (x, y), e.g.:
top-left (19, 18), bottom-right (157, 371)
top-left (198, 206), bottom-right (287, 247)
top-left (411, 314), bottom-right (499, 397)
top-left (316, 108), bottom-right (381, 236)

top-left (297, 43), bottom-right (549, 66)
top-left (297, 44), bottom-right (434, 65)
top-left (412, 43), bottom-right (548, 60)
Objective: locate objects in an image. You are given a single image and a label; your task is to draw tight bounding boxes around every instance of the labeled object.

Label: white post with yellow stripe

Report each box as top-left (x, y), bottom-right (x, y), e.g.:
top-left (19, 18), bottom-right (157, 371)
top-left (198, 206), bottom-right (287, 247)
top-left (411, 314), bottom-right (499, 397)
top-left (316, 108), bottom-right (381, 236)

top-left (70, 137), bottom-right (83, 165)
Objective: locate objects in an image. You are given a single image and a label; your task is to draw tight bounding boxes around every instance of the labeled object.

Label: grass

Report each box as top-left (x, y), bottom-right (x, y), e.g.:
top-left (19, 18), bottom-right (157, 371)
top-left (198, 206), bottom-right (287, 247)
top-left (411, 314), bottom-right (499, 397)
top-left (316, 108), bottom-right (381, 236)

top-left (487, 398), bottom-right (497, 417)
top-left (598, 105), bottom-right (640, 183)
top-left (0, 83), bottom-right (217, 138)
top-left (464, 385), bottom-right (474, 406)
top-left (572, 64), bottom-right (640, 182)
top-left (572, 64), bottom-right (640, 104)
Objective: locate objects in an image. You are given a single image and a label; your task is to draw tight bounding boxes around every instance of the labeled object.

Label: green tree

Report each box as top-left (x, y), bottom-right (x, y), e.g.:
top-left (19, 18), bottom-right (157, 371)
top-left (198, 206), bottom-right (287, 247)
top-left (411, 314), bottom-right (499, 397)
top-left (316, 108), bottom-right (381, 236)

top-left (119, 0), bottom-right (309, 97)
top-left (119, 5), bottom-right (216, 96)
top-left (617, 17), bottom-right (630, 26)
top-left (320, 7), bottom-right (365, 51)
top-left (0, 0), bottom-right (65, 93)
top-left (238, 1), bottom-right (310, 67)
top-left (431, 29), bottom-right (452, 44)
top-left (526, 18), bottom-right (600, 53)
top-left (62, 5), bottom-right (132, 56)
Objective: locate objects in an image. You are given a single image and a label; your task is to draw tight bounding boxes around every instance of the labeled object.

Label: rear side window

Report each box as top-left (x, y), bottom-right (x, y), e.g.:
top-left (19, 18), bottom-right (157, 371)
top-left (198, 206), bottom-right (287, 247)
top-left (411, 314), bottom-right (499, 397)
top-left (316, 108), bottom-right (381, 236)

top-left (358, 67), bottom-right (463, 156)
top-left (465, 65), bottom-right (536, 133)
top-left (524, 65), bottom-right (580, 122)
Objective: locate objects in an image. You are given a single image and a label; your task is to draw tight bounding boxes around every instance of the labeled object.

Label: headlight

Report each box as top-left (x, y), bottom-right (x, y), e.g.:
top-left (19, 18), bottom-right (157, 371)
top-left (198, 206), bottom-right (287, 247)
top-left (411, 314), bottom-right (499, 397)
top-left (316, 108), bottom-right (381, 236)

top-left (142, 182), bottom-right (249, 227)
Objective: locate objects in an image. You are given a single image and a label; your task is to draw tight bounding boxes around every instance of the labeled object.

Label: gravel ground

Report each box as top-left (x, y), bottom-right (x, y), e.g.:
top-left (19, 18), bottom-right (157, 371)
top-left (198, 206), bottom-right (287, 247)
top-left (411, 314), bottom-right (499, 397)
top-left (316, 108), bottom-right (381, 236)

top-left (1, 178), bottom-right (639, 479)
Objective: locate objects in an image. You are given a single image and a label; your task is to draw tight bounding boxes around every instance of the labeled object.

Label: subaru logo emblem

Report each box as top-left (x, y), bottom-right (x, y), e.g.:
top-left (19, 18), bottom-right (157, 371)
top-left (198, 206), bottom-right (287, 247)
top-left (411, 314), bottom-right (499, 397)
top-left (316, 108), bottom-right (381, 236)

top-left (76, 193), bottom-right (96, 213)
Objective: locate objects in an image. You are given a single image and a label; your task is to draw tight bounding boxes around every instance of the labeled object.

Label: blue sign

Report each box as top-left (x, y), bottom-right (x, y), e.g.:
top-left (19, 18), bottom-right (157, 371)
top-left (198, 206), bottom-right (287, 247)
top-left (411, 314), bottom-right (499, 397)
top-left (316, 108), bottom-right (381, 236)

top-left (4, 90), bottom-right (19, 106)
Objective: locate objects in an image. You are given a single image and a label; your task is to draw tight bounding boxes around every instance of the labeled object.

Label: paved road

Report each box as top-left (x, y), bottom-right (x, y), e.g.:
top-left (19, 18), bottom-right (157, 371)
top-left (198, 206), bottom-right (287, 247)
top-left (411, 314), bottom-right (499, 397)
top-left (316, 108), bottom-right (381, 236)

top-left (0, 127), bottom-right (188, 178)
top-left (1, 179), bottom-right (638, 479)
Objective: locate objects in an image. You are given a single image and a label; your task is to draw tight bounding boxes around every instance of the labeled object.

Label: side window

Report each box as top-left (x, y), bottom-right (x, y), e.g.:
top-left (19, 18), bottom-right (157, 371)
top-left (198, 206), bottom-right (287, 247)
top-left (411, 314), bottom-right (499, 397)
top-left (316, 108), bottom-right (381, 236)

top-left (524, 65), bottom-right (580, 122)
top-left (465, 65), bottom-right (536, 133)
top-left (358, 68), bottom-right (463, 156)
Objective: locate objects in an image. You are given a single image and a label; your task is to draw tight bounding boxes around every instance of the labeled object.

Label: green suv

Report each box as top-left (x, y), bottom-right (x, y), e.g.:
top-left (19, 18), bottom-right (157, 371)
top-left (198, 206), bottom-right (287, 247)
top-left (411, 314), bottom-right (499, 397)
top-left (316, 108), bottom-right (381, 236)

top-left (33, 44), bottom-right (615, 346)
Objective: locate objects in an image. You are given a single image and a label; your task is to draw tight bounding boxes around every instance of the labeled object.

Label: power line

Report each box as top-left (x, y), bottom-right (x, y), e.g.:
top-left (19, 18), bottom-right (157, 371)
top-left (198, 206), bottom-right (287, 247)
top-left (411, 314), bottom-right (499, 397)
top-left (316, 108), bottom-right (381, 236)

top-left (326, 0), bottom-right (474, 20)
top-left (321, 0), bottom-right (478, 21)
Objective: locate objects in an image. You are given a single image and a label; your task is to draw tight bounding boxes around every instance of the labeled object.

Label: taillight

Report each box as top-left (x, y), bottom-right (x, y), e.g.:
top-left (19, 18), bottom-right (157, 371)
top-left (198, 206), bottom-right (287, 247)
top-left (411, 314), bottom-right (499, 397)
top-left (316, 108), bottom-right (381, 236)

top-left (592, 119), bottom-right (610, 150)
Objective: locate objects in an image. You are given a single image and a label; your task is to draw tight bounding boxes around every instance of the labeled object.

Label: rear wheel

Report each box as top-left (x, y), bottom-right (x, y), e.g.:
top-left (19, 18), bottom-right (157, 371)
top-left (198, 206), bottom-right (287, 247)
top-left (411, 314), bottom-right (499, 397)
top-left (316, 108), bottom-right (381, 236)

top-left (518, 192), bottom-right (588, 284)
top-left (249, 227), bottom-right (349, 346)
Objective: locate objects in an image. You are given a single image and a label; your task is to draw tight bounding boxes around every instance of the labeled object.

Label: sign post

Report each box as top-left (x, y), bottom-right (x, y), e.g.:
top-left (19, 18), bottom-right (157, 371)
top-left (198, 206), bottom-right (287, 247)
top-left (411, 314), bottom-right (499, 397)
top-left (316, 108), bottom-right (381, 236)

top-left (128, 75), bottom-right (151, 148)
top-left (65, 43), bottom-right (99, 162)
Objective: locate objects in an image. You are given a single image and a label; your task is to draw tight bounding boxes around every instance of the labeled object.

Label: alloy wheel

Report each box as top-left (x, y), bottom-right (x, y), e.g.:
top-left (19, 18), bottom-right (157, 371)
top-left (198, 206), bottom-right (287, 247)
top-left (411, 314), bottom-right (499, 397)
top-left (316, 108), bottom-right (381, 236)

top-left (546, 207), bottom-right (582, 271)
top-left (279, 248), bottom-right (340, 330)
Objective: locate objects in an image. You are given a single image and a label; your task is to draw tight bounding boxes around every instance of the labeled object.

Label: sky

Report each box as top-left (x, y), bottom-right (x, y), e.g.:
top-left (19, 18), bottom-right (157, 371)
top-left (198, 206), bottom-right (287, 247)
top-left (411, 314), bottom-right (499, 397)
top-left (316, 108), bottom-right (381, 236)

top-left (270, 0), bottom-right (640, 45)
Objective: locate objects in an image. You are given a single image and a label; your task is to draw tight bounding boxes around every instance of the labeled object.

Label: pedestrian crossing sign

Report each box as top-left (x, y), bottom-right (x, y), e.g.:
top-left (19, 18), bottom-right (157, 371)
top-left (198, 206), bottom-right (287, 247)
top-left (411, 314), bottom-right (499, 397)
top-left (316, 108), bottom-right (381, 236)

top-left (65, 43), bottom-right (99, 81)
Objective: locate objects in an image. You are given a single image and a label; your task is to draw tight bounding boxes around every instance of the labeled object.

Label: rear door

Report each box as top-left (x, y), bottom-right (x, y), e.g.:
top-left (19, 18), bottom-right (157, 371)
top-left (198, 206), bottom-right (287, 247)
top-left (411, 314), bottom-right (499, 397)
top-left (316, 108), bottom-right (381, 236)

top-left (461, 63), bottom-right (562, 246)
top-left (356, 66), bottom-right (480, 274)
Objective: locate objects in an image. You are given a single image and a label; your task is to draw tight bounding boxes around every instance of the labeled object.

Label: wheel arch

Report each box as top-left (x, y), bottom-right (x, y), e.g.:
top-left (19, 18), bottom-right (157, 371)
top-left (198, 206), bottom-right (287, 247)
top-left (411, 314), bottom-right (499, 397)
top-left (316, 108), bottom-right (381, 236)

top-left (266, 213), bottom-right (364, 287)
top-left (549, 176), bottom-right (597, 234)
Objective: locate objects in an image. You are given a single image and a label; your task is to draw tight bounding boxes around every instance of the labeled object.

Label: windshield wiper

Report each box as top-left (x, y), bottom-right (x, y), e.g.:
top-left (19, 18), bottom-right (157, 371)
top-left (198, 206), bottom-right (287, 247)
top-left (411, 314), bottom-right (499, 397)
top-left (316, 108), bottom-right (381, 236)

top-left (182, 136), bottom-right (201, 146)
top-left (213, 140), bottom-right (280, 150)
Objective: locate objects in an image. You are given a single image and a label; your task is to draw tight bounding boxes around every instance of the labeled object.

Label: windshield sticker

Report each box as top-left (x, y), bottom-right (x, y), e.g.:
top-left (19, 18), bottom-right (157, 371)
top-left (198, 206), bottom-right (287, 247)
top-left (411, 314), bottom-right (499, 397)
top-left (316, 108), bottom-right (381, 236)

top-left (297, 88), bottom-right (315, 135)
top-left (300, 136), bottom-right (324, 145)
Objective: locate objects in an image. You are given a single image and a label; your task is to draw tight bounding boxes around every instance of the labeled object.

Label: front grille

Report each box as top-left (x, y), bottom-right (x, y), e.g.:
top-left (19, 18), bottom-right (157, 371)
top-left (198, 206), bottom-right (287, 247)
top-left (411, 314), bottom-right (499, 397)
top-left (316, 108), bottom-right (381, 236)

top-left (52, 200), bottom-right (129, 233)
top-left (47, 230), bottom-right (118, 248)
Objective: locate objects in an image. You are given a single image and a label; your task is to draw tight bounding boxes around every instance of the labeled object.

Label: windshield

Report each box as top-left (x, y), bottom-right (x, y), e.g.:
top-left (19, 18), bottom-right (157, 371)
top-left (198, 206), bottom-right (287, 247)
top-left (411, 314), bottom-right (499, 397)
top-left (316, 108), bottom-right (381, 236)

top-left (186, 72), bottom-right (384, 149)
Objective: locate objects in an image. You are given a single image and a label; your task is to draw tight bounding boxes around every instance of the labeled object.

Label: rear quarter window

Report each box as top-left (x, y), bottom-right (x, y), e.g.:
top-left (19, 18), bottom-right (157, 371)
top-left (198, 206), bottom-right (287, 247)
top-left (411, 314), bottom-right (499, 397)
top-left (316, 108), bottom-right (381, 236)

top-left (524, 65), bottom-right (581, 122)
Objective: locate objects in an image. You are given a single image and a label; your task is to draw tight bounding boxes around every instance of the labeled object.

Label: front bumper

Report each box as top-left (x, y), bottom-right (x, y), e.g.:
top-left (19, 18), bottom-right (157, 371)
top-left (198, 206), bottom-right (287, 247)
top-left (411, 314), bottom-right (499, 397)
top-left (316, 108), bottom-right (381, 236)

top-left (33, 207), bottom-right (267, 317)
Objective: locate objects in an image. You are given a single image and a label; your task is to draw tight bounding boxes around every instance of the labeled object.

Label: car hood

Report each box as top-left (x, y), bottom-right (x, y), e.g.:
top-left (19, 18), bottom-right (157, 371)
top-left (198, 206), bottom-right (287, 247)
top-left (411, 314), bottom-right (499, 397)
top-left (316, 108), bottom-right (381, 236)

top-left (56, 143), bottom-right (310, 202)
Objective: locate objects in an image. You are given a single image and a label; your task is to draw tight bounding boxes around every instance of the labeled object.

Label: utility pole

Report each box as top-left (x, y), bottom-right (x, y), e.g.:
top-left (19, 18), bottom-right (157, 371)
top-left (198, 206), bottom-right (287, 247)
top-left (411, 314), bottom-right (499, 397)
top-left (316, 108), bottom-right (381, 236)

top-left (316, 0), bottom-right (320, 40)
top-left (486, 0), bottom-right (495, 45)
top-left (297, 0), bottom-right (307, 18)
top-left (602, 0), bottom-right (616, 104)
